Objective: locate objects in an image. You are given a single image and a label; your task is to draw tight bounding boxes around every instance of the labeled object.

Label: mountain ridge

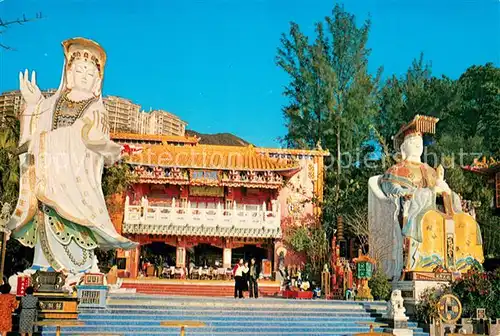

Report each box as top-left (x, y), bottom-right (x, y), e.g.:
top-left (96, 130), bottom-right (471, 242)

top-left (186, 130), bottom-right (251, 147)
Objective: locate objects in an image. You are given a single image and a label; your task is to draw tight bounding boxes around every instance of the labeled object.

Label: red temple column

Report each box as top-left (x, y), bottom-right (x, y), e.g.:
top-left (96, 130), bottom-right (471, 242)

top-left (129, 245), bottom-right (141, 279)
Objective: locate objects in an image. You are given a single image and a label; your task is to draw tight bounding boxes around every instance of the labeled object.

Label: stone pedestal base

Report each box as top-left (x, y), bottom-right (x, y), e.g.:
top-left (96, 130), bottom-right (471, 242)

top-left (389, 328), bottom-right (413, 336)
top-left (393, 279), bottom-right (449, 316)
top-left (386, 318), bottom-right (413, 336)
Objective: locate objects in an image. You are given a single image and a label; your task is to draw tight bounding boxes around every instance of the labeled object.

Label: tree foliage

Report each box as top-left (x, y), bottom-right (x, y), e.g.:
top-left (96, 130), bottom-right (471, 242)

top-left (102, 162), bottom-right (137, 197)
top-left (0, 108), bottom-right (20, 206)
top-left (277, 4), bottom-right (382, 236)
top-left (283, 215), bottom-right (329, 280)
top-left (278, 5), bottom-right (500, 258)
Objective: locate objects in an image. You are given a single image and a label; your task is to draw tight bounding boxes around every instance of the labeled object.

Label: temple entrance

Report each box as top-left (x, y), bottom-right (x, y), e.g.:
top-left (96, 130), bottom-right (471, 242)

top-left (232, 244), bottom-right (268, 264)
top-left (140, 242), bottom-right (177, 276)
top-left (189, 244), bottom-right (223, 268)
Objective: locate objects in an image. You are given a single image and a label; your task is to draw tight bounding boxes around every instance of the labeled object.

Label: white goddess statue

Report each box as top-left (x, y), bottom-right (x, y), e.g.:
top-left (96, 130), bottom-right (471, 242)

top-left (7, 37), bottom-right (137, 275)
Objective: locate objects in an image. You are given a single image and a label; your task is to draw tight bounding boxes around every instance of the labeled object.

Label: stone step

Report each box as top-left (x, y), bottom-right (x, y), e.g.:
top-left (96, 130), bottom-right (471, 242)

top-left (76, 318), bottom-right (423, 329)
top-left (120, 282), bottom-right (280, 297)
top-left (109, 293), bottom-right (388, 305)
top-left (79, 313), bottom-right (378, 320)
top-left (47, 293), bottom-right (428, 336)
top-left (41, 332), bottom-right (430, 336)
top-left (40, 325), bottom-right (391, 333)
top-left (104, 304), bottom-right (367, 312)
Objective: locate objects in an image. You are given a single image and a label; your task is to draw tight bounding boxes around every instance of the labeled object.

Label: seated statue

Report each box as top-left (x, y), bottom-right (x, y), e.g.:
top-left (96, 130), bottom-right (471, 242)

top-left (369, 115), bottom-right (484, 280)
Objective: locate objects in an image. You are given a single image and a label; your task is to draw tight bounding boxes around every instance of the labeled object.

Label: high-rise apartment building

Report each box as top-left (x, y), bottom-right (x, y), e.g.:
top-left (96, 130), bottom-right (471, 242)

top-left (142, 109), bottom-right (186, 136)
top-left (103, 96), bottom-right (141, 133)
top-left (0, 89), bottom-right (56, 127)
top-left (0, 91), bottom-right (187, 136)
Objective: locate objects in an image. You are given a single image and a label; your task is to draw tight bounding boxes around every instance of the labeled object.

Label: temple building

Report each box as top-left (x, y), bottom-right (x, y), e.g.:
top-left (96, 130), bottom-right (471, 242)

top-left (110, 133), bottom-right (329, 279)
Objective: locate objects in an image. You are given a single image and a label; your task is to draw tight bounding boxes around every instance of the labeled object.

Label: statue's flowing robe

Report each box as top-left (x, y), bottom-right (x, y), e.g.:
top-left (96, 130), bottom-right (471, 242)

top-left (8, 89), bottom-right (137, 273)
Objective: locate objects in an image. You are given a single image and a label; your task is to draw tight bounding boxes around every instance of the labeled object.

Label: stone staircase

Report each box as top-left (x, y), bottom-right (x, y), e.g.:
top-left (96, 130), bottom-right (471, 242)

top-left (39, 294), bottom-right (429, 336)
top-left (120, 279), bottom-right (280, 297)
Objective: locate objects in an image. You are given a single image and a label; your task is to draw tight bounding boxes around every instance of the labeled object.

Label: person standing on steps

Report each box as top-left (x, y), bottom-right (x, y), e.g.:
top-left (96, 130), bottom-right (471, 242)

top-left (242, 261), bottom-right (250, 295)
top-left (248, 258), bottom-right (260, 298)
top-left (0, 284), bottom-right (18, 336)
top-left (232, 259), bottom-right (248, 298)
top-left (19, 286), bottom-right (39, 336)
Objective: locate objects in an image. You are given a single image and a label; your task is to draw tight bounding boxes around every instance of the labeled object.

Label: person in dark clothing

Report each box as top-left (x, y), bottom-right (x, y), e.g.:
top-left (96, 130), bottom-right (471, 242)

top-left (242, 261), bottom-right (250, 293)
top-left (248, 258), bottom-right (260, 298)
top-left (19, 286), bottom-right (38, 336)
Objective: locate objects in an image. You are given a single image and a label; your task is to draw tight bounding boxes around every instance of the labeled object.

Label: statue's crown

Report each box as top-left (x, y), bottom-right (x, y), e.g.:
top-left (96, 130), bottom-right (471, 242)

top-left (62, 37), bottom-right (106, 77)
top-left (393, 115), bottom-right (439, 149)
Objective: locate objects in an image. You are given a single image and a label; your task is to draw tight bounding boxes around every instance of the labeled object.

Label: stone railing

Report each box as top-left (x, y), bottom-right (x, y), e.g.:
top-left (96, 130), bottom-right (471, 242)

top-left (122, 197), bottom-right (282, 238)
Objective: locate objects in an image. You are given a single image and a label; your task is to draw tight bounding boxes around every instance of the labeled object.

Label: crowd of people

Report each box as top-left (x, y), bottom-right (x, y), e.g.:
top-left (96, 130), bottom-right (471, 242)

top-left (0, 284), bottom-right (38, 336)
top-left (232, 258), bottom-right (260, 299)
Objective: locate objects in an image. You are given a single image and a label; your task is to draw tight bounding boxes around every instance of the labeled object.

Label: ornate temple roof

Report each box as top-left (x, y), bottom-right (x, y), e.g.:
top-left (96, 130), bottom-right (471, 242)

top-left (111, 132), bottom-right (199, 145)
top-left (126, 143), bottom-right (301, 173)
top-left (463, 157), bottom-right (500, 175)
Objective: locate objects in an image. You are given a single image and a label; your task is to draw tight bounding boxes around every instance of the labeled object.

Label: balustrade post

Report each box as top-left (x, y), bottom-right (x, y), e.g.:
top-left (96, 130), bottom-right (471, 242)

top-left (262, 201), bottom-right (266, 222)
top-left (217, 202), bottom-right (222, 222)
top-left (232, 201), bottom-right (237, 225)
top-left (187, 201), bottom-right (192, 221)
top-left (276, 203), bottom-right (281, 226)
top-left (124, 196), bottom-right (130, 222)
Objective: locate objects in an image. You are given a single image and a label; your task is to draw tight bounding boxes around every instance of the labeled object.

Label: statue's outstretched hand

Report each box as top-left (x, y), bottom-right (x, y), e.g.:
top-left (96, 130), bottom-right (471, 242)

top-left (19, 69), bottom-right (42, 105)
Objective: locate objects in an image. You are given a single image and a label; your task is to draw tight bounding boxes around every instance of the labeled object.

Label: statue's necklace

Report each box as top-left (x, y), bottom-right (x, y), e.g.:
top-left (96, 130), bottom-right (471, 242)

top-left (52, 90), bottom-right (97, 130)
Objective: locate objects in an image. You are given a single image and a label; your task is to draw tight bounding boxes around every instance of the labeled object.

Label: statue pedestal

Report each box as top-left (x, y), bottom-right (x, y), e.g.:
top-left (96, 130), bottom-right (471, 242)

top-left (393, 278), bottom-right (450, 316)
top-left (385, 317), bottom-right (413, 336)
top-left (31, 270), bottom-right (79, 320)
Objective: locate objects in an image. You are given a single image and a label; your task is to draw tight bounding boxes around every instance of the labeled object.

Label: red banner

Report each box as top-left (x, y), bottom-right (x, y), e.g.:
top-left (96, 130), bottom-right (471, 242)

top-left (17, 276), bottom-right (31, 296)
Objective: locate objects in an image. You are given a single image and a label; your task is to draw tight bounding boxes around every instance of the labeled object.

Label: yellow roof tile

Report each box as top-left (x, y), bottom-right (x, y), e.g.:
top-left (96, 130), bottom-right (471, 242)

top-left (111, 132), bottom-right (199, 144)
top-left (126, 144), bottom-right (301, 172)
top-left (257, 147), bottom-right (330, 157)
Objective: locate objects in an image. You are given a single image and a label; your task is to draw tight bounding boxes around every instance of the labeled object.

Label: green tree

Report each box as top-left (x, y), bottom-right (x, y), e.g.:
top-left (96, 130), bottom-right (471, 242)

top-left (457, 63), bottom-right (500, 157)
top-left (102, 161), bottom-right (137, 197)
top-left (0, 108), bottom-right (20, 205)
top-left (277, 4), bottom-right (381, 235)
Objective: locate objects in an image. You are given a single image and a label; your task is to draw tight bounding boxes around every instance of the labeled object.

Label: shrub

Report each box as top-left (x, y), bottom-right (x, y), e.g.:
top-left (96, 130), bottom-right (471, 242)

top-left (368, 267), bottom-right (391, 301)
top-left (415, 285), bottom-right (450, 323)
top-left (450, 269), bottom-right (500, 318)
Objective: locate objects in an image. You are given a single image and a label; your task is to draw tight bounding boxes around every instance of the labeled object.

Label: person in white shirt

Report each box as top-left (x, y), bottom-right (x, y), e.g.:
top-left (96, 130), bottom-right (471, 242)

top-left (232, 259), bottom-right (248, 298)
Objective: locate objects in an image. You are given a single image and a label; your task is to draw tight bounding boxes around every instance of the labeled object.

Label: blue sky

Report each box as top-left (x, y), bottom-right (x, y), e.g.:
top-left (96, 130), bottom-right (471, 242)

top-left (0, 0), bottom-right (499, 147)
